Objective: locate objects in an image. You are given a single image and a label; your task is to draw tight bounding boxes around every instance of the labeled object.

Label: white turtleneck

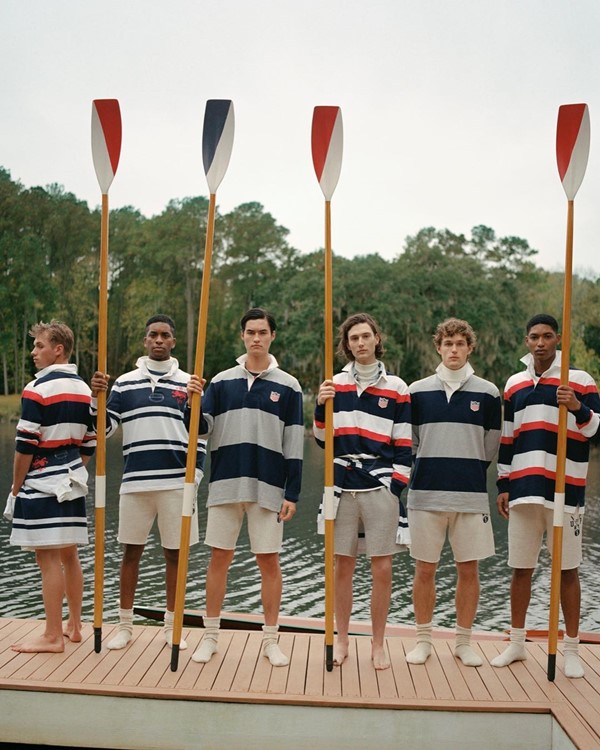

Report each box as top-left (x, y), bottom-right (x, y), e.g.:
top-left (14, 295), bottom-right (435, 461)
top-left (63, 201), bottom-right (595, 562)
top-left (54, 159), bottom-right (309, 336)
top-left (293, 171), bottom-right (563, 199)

top-left (353, 360), bottom-right (382, 388)
top-left (436, 361), bottom-right (474, 401)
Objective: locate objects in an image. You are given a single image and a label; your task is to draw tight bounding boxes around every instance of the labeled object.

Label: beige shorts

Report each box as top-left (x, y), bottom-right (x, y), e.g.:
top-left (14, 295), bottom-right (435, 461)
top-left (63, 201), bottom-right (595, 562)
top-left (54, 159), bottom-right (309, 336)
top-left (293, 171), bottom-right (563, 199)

top-left (205, 502), bottom-right (284, 554)
top-left (408, 509), bottom-right (495, 563)
top-left (508, 504), bottom-right (583, 570)
top-left (335, 487), bottom-right (401, 558)
top-left (118, 489), bottom-right (199, 550)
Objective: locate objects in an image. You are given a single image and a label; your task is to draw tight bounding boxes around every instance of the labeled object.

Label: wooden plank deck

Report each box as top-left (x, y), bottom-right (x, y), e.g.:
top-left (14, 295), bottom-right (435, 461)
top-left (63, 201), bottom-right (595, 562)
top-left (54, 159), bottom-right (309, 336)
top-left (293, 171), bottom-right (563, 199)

top-left (0, 616), bottom-right (599, 749)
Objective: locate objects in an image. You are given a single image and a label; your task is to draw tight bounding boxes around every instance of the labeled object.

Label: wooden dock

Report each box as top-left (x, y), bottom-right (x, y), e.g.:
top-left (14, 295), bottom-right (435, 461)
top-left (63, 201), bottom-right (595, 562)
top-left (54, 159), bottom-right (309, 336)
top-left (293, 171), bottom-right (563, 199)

top-left (1, 616), bottom-right (599, 749)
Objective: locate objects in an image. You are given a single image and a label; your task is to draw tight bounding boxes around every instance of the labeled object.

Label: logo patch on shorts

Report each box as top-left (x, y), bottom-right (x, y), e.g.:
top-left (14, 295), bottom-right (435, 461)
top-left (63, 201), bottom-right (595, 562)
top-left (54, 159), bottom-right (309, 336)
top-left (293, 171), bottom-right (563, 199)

top-left (470, 401), bottom-right (480, 412)
top-left (570, 514), bottom-right (582, 536)
top-left (270, 391), bottom-right (281, 402)
top-left (482, 513), bottom-right (489, 523)
top-left (378, 397), bottom-right (389, 409)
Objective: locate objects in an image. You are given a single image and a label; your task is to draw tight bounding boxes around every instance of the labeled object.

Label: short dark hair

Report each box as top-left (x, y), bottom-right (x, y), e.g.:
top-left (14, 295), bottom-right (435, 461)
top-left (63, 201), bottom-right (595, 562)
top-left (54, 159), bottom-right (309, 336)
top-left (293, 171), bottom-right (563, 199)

top-left (336, 312), bottom-right (384, 361)
top-left (29, 320), bottom-right (75, 359)
top-left (240, 307), bottom-right (277, 333)
top-left (526, 314), bottom-right (559, 333)
top-left (433, 318), bottom-right (477, 349)
top-left (145, 314), bottom-right (176, 336)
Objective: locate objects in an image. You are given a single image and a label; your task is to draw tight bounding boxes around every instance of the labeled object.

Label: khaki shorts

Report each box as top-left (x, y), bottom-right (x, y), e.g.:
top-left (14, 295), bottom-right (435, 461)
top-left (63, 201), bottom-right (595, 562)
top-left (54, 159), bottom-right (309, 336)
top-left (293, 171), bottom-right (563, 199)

top-left (508, 504), bottom-right (583, 570)
top-left (205, 502), bottom-right (284, 554)
top-left (409, 509), bottom-right (495, 563)
top-left (118, 489), bottom-right (199, 550)
top-left (335, 487), bottom-right (401, 558)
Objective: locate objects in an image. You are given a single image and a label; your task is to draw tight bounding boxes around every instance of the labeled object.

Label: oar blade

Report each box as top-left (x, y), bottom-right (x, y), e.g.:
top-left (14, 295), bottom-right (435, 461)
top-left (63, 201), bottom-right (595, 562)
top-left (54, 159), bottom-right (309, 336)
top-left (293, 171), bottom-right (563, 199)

top-left (202, 99), bottom-right (235, 194)
top-left (91, 99), bottom-right (122, 194)
top-left (556, 103), bottom-right (590, 200)
top-left (311, 106), bottom-right (343, 200)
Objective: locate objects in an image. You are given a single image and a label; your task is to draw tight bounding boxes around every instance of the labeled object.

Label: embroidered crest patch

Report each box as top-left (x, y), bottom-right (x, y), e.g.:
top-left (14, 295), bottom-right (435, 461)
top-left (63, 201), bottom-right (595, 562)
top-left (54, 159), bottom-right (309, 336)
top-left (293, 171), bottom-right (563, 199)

top-left (270, 391), bottom-right (281, 402)
top-left (470, 401), bottom-right (480, 412)
top-left (378, 397), bottom-right (389, 409)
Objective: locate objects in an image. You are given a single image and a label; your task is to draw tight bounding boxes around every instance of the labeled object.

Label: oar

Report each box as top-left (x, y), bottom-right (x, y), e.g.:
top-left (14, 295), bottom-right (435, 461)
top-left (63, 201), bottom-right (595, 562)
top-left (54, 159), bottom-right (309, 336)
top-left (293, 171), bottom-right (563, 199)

top-left (311, 106), bottom-right (343, 672)
top-left (90, 99), bottom-right (122, 653)
top-left (171, 99), bottom-right (235, 672)
top-left (547, 102), bottom-right (590, 681)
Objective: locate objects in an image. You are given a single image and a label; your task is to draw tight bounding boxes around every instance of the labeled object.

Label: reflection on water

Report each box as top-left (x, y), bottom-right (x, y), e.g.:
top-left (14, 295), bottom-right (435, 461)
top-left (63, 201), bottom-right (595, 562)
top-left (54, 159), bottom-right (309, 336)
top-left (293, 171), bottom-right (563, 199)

top-left (0, 422), bottom-right (599, 633)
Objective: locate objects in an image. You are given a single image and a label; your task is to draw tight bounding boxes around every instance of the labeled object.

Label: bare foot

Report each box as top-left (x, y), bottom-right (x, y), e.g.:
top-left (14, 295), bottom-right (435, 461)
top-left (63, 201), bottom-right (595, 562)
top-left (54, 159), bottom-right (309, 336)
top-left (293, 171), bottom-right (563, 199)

top-left (12, 634), bottom-right (65, 653)
top-left (372, 643), bottom-right (390, 670)
top-left (63, 621), bottom-right (82, 642)
top-left (333, 640), bottom-right (349, 666)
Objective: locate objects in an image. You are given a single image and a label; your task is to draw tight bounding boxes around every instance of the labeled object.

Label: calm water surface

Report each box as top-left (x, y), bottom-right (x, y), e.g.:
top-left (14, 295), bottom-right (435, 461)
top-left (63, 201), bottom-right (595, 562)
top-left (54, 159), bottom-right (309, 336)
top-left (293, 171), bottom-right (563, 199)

top-left (1, 421), bottom-right (599, 633)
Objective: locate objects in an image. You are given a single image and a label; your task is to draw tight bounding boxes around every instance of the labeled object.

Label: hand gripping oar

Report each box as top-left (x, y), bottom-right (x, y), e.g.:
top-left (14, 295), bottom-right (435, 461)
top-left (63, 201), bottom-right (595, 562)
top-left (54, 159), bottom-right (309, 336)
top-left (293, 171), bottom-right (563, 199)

top-left (91, 99), bottom-right (122, 653)
top-left (547, 103), bottom-right (590, 681)
top-left (311, 106), bottom-right (343, 672)
top-left (171, 99), bottom-right (234, 671)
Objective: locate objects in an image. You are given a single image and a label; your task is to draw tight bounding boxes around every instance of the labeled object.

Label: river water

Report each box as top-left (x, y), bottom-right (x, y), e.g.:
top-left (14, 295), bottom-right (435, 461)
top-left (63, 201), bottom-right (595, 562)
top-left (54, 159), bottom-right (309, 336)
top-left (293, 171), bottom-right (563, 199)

top-left (0, 422), bottom-right (599, 633)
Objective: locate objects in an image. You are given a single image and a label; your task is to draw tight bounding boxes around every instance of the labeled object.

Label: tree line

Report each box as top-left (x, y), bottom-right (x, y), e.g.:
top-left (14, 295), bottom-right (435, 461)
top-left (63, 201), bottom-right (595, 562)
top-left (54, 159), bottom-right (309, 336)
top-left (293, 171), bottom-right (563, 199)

top-left (2, 166), bottom-right (600, 405)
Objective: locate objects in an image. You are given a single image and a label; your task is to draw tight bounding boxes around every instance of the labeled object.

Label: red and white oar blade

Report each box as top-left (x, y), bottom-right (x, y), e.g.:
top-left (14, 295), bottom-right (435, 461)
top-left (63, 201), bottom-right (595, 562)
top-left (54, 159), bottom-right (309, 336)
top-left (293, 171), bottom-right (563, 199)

top-left (91, 99), bottom-right (122, 194)
top-left (312, 106), bottom-right (343, 200)
top-left (202, 99), bottom-right (235, 194)
top-left (556, 103), bottom-right (590, 200)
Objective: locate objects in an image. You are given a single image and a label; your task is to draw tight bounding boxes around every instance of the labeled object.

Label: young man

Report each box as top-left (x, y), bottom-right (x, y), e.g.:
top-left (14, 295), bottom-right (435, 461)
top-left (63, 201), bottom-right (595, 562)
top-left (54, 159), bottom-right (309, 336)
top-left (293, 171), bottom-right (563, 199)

top-left (91, 314), bottom-right (205, 650)
top-left (492, 314), bottom-right (600, 678)
top-left (189, 308), bottom-right (304, 667)
top-left (7, 320), bottom-right (96, 653)
top-left (314, 312), bottom-right (411, 670)
top-left (406, 318), bottom-right (501, 667)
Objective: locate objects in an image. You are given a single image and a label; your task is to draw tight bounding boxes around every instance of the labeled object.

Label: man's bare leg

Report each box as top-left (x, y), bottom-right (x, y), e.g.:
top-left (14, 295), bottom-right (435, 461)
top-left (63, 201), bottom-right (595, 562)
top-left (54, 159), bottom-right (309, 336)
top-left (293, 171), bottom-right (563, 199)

top-left (406, 559), bottom-right (437, 664)
top-left (12, 549), bottom-right (65, 653)
top-left (61, 545), bottom-right (83, 642)
top-left (192, 547), bottom-right (234, 663)
top-left (370, 554), bottom-right (393, 670)
top-left (334, 555), bottom-right (355, 665)
top-left (491, 568), bottom-right (532, 667)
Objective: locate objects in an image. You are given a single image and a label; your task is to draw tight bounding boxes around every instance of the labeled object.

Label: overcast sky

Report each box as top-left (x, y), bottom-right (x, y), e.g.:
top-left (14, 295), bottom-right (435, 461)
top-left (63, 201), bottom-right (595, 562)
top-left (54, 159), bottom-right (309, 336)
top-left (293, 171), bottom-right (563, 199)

top-left (3, 0), bottom-right (600, 274)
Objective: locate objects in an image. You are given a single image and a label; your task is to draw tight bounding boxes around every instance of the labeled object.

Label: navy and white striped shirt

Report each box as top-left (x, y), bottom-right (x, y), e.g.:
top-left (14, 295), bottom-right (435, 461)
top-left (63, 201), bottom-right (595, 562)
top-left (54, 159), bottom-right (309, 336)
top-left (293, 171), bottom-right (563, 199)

top-left (409, 370), bottom-right (501, 513)
top-left (200, 354), bottom-right (304, 511)
top-left (92, 357), bottom-right (205, 494)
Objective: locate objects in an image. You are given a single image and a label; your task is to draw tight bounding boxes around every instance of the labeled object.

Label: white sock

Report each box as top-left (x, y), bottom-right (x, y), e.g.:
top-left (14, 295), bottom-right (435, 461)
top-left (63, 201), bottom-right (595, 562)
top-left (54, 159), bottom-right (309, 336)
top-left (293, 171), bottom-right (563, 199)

top-left (491, 627), bottom-right (527, 667)
top-left (262, 625), bottom-right (289, 667)
top-left (164, 610), bottom-right (187, 650)
top-left (563, 634), bottom-right (584, 679)
top-left (406, 622), bottom-right (433, 664)
top-left (192, 617), bottom-right (220, 663)
top-left (106, 608), bottom-right (133, 650)
top-left (455, 626), bottom-right (482, 667)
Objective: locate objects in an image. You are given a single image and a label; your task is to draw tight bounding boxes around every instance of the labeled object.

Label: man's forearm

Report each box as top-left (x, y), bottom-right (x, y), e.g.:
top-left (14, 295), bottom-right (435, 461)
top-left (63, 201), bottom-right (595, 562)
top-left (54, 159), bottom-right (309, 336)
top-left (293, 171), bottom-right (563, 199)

top-left (11, 452), bottom-right (34, 495)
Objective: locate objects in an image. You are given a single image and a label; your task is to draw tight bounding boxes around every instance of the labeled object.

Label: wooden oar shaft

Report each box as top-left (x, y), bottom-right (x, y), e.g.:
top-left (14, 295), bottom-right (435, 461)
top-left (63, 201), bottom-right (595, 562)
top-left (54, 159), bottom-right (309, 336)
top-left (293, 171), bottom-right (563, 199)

top-left (323, 200), bottom-right (335, 670)
top-left (171, 193), bottom-right (217, 671)
top-left (93, 193), bottom-right (109, 649)
top-left (547, 199), bottom-right (574, 679)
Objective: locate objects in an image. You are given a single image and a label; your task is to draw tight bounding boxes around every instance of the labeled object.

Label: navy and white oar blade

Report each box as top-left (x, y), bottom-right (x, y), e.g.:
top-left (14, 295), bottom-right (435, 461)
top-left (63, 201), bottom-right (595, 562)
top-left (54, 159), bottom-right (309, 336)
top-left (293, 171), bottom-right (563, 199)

top-left (202, 100), bottom-right (235, 194)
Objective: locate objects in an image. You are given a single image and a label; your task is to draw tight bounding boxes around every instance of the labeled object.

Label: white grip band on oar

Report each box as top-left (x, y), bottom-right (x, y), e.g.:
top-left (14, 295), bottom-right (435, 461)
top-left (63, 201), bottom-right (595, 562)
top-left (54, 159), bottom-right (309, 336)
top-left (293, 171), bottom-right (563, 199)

top-left (182, 483), bottom-right (196, 517)
top-left (94, 476), bottom-right (106, 509)
top-left (552, 492), bottom-right (566, 525)
top-left (323, 486), bottom-right (336, 521)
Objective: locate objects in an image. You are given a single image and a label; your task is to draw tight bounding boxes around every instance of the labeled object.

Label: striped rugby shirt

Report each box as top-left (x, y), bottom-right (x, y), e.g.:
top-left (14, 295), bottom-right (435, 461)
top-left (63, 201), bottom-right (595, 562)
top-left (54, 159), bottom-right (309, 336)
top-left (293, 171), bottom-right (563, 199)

top-left (408, 368), bottom-right (501, 512)
top-left (313, 362), bottom-right (412, 501)
top-left (199, 354), bottom-right (304, 511)
top-left (497, 351), bottom-right (600, 511)
top-left (92, 356), bottom-right (205, 494)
